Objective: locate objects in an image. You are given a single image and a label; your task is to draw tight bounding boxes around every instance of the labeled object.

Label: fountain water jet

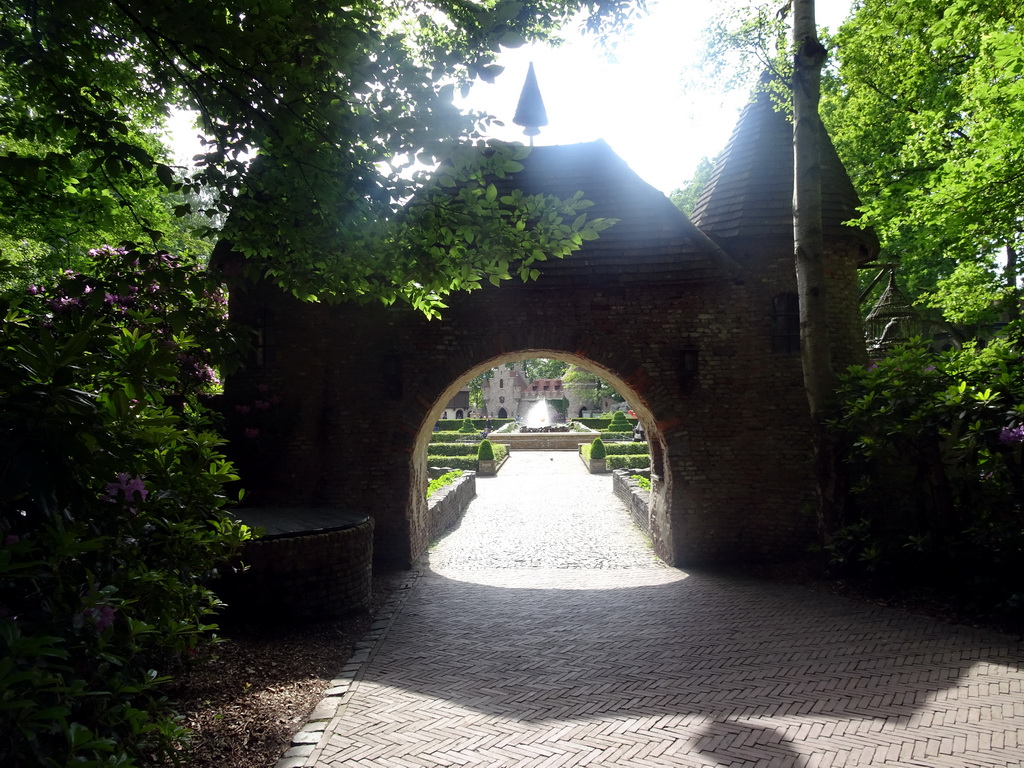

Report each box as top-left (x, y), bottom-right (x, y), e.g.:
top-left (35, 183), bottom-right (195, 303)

top-left (523, 399), bottom-right (552, 429)
top-left (515, 399), bottom-right (570, 433)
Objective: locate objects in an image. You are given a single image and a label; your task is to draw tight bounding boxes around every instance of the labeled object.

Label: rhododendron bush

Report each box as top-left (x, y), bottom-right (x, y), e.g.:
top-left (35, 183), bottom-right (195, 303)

top-left (0, 247), bottom-right (252, 766)
top-left (826, 327), bottom-right (1024, 622)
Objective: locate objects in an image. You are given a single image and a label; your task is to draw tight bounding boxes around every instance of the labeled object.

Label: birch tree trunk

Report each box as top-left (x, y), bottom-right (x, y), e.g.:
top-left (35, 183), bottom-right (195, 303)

top-left (791, 0), bottom-right (837, 536)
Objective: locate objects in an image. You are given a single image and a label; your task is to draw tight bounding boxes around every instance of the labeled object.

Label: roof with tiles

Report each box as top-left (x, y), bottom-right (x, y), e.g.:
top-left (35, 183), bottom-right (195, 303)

top-left (488, 140), bottom-right (734, 283)
top-left (527, 379), bottom-right (563, 392)
top-left (690, 83), bottom-right (878, 257)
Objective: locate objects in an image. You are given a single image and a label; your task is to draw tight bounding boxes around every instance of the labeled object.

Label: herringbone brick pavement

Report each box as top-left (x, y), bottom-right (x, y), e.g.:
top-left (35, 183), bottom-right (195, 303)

top-left (290, 452), bottom-right (1024, 767)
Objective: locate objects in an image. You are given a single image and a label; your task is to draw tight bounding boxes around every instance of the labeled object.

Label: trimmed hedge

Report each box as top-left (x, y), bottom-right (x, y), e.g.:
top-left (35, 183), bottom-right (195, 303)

top-left (580, 444), bottom-right (648, 469)
top-left (602, 443), bottom-right (650, 456)
top-left (427, 443), bottom-right (480, 457)
top-left (428, 432), bottom-right (483, 443)
top-left (607, 454), bottom-right (651, 470)
top-left (429, 444), bottom-right (508, 470)
top-left (477, 439), bottom-right (495, 460)
top-left (435, 418), bottom-right (514, 431)
top-left (589, 437), bottom-right (606, 459)
top-left (573, 416), bottom-right (638, 429)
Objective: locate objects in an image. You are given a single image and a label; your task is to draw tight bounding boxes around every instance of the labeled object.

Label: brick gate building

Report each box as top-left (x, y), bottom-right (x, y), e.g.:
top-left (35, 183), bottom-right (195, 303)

top-left (221, 87), bottom-right (877, 568)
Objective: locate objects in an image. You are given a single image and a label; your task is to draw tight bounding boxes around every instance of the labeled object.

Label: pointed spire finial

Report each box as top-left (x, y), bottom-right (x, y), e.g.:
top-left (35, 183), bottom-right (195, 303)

top-left (513, 62), bottom-right (548, 145)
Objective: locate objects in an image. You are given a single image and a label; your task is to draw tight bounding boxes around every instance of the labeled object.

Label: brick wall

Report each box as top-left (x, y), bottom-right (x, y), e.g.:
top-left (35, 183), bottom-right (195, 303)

top-left (426, 470), bottom-right (477, 542)
top-left (216, 517), bottom-right (374, 623)
top-left (613, 469), bottom-right (651, 537)
top-left (222, 230), bottom-right (865, 569)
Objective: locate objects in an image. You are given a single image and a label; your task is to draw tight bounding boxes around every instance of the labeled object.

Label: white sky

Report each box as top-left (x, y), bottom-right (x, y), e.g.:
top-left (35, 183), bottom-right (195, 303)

top-left (457, 0), bottom-right (854, 193)
top-left (168, 0), bottom-right (853, 194)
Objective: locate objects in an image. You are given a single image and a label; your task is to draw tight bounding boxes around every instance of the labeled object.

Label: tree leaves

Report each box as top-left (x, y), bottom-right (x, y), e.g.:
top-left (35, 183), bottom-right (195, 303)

top-left (821, 0), bottom-right (1023, 323)
top-left (1, 0), bottom-right (642, 305)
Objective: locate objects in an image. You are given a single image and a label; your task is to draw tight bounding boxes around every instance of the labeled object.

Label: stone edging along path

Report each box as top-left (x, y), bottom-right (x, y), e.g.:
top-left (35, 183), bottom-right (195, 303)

top-left (273, 570), bottom-right (421, 768)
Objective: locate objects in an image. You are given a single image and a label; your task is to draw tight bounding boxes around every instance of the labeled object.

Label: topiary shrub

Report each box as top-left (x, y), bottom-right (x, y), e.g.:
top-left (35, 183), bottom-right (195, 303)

top-left (477, 439), bottom-right (495, 461)
top-left (590, 437), bottom-right (607, 459)
top-left (458, 419), bottom-right (478, 433)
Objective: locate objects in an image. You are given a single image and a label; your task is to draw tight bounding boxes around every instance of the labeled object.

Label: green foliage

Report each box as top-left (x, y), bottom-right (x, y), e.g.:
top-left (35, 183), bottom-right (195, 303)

top-left (0, 245), bottom-right (252, 765)
top-left (428, 443), bottom-right (507, 471)
top-left (579, 441), bottom-right (644, 469)
top-left (821, 0), bottom-right (1024, 320)
top-left (602, 412), bottom-right (635, 433)
top-left (607, 454), bottom-right (650, 470)
top-left (669, 156), bottom-right (715, 216)
top-left (920, 261), bottom-right (1012, 331)
top-left (477, 439), bottom-right (496, 461)
top-left (523, 358), bottom-right (569, 380)
top-left (425, 455), bottom-right (479, 472)
top-left (828, 332), bottom-right (1024, 621)
top-left (427, 470), bottom-right (463, 499)
top-left (457, 419), bottom-right (479, 433)
top-left (0, 0), bottom-right (643, 311)
top-left (601, 443), bottom-right (648, 456)
top-left (435, 418), bottom-right (512, 431)
top-left (572, 416), bottom-right (634, 429)
top-left (562, 365), bottom-right (623, 405)
top-left (428, 431), bottom-right (483, 444)
top-left (631, 474), bottom-right (652, 492)
top-left (427, 443), bottom-right (480, 457)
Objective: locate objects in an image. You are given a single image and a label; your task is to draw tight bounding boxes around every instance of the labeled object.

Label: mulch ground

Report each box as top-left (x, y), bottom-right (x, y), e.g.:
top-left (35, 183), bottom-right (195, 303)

top-left (160, 570), bottom-right (406, 768)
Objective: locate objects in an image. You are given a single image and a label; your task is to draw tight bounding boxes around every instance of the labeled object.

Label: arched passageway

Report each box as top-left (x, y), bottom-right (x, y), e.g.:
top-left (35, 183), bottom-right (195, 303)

top-left (222, 99), bottom-right (875, 568)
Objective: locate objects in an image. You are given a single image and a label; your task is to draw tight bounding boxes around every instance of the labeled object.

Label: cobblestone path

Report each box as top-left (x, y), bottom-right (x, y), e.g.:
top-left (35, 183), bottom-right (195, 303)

top-left (290, 451), bottom-right (1024, 767)
top-left (427, 450), bottom-right (664, 570)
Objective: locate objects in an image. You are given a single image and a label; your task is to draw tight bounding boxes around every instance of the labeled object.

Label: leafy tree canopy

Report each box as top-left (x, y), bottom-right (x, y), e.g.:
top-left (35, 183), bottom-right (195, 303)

top-left (669, 155), bottom-right (715, 216)
top-left (0, 0), bottom-right (645, 310)
top-left (821, 0), bottom-right (1023, 319)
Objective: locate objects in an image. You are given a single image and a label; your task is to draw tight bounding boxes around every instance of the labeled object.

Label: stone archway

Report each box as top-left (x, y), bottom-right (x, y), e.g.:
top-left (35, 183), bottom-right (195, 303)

top-left (419, 353), bottom-right (671, 557)
top-left (221, 97), bottom-right (876, 568)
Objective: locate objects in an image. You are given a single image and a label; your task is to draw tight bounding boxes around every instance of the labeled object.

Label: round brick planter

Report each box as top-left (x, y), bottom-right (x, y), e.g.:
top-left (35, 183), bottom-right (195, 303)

top-left (215, 509), bottom-right (374, 623)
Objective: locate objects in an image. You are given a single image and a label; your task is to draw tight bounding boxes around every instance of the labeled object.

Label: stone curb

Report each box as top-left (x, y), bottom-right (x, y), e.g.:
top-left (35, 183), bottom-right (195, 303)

top-left (273, 569), bottom-right (421, 768)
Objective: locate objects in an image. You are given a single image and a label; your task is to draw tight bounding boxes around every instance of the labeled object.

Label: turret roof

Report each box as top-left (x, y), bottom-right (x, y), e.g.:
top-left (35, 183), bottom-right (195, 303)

top-left (690, 82), bottom-right (878, 258)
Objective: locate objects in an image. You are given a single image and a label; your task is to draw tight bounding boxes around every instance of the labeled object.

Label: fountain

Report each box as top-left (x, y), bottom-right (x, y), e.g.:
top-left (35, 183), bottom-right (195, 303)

top-left (518, 399), bottom-right (571, 433)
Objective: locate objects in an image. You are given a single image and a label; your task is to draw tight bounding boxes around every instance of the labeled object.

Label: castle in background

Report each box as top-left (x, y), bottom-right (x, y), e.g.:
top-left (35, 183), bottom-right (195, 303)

top-left (437, 363), bottom-right (624, 422)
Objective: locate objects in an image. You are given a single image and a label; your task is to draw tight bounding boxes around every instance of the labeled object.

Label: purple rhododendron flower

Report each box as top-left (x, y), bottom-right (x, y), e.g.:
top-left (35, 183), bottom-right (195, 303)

top-left (234, 404), bottom-right (251, 414)
top-left (244, 427), bottom-right (260, 439)
top-left (47, 296), bottom-right (81, 312)
top-left (105, 473), bottom-right (148, 502)
top-left (88, 605), bottom-right (117, 632)
top-left (998, 426), bottom-right (1024, 445)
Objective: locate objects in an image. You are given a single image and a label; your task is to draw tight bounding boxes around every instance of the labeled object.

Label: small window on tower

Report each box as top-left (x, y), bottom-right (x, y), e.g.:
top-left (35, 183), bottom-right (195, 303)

top-left (772, 293), bottom-right (801, 354)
